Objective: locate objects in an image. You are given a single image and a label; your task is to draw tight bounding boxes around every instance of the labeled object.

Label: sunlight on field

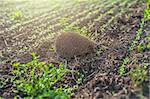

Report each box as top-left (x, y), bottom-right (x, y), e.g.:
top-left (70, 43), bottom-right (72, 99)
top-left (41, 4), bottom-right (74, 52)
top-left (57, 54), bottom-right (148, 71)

top-left (0, 0), bottom-right (149, 98)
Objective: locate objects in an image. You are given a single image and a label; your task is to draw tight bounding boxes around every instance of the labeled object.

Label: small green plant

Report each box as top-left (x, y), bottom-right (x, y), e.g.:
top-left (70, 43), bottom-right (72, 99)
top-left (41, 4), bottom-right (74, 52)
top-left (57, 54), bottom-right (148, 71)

top-left (144, 8), bottom-right (150, 20)
top-left (137, 43), bottom-right (146, 52)
top-left (11, 10), bottom-right (23, 20)
top-left (144, 36), bottom-right (150, 49)
top-left (144, 0), bottom-right (150, 20)
top-left (59, 17), bottom-right (70, 26)
top-left (119, 57), bottom-right (129, 75)
top-left (64, 25), bottom-right (79, 32)
top-left (64, 25), bottom-right (89, 36)
top-left (12, 52), bottom-right (72, 98)
top-left (75, 0), bottom-right (87, 3)
top-left (146, 43), bottom-right (150, 49)
top-left (129, 65), bottom-right (148, 87)
top-left (129, 18), bottom-right (145, 51)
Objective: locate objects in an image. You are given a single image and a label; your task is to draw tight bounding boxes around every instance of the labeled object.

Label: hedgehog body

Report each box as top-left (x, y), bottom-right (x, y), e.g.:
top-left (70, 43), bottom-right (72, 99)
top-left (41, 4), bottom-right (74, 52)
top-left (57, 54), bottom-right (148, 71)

top-left (55, 32), bottom-right (95, 58)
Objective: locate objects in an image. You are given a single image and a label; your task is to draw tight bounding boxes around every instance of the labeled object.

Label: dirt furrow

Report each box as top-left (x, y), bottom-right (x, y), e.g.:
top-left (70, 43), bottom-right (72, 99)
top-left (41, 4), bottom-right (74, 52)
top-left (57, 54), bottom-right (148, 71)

top-left (33, 0), bottom-right (124, 44)
top-left (0, 1), bottom-right (78, 33)
top-left (87, 0), bottom-right (139, 42)
top-left (73, 1), bottom-right (146, 98)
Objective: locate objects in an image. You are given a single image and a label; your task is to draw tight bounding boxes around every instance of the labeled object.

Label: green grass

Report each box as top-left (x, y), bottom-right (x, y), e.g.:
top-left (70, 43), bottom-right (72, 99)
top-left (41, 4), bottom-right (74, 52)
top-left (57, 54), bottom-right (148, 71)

top-left (11, 52), bottom-right (73, 99)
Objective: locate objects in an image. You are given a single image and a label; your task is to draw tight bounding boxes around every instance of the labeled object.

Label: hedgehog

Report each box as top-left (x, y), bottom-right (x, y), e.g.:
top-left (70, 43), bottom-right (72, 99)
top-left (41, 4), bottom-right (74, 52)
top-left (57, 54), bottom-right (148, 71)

top-left (55, 32), bottom-right (96, 59)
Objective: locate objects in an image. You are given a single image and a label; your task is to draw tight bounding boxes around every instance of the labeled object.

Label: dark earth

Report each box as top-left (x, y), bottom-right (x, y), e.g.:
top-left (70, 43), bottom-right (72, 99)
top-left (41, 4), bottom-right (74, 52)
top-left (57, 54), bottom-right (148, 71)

top-left (0, 0), bottom-right (149, 99)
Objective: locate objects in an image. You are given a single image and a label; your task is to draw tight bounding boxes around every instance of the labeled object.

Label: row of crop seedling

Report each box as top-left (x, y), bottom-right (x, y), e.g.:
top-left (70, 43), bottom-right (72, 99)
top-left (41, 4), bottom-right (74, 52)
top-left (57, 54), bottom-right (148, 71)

top-left (36, 1), bottom-right (102, 33)
top-left (27, 0), bottom-right (108, 45)
top-left (3, 0), bottom-right (110, 43)
top-left (0, 0), bottom-right (129, 56)
top-left (62, 0), bottom-right (125, 38)
top-left (1, 0), bottom-right (73, 22)
top-left (98, 0), bottom-right (134, 23)
top-left (75, 0), bottom-right (120, 23)
top-left (30, 0), bottom-right (105, 33)
top-left (2, 0), bottom-right (93, 38)
top-left (82, 1), bottom-right (125, 24)
top-left (0, 0), bottom-right (78, 34)
top-left (4, 3), bottom-right (83, 44)
top-left (119, 0), bottom-right (150, 88)
top-left (0, 2), bottom-right (63, 29)
top-left (90, 0), bottom-right (134, 28)
top-left (34, 0), bottom-right (121, 47)
top-left (2, 5), bottom-right (64, 31)
top-left (65, 0), bottom-right (123, 29)
top-left (47, 0), bottom-right (119, 31)
top-left (15, 0), bottom-right (130, 52)
top-left (98, 0), bottom-right (138, 33)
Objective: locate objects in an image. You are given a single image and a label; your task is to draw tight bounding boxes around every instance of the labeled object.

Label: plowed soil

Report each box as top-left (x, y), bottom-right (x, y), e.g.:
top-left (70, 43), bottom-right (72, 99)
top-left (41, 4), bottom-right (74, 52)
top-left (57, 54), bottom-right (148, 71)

top-left (0, 0), bottom-right (149, 98)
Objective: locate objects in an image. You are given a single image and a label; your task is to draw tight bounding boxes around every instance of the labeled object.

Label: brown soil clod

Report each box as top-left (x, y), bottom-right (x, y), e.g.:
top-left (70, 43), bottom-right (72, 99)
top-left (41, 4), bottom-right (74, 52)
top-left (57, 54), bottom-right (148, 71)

top-left (55, 32), bottom-right (96, 59)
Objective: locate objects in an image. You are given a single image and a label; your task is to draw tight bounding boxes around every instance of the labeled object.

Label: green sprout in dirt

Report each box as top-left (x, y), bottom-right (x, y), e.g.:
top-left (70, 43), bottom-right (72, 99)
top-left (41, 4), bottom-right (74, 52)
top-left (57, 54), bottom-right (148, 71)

top-left (64, 25), bottom-right (89, 36)
top-left (119, 57), bottom-right (129, 75)
top-left (129, 19), bottom-right (145, 51)
top-left (146, 43), bottom-right (150, 49)
top-left (12, 52), bottom-right (72, 99)
top-left (129, 0), bottom-right (150, 51)
top-left (137, 43), bottom-right (146, 52)
top-left (59, 17), bottom-right (70, 26)
top-left (144, 36), bottom-right (150, 49)
top-left (144, 0), bottom-right (150, 20)
top-left (144, 8), bottom-right (150, 20)
top-left (11, 10), bottom-right (23, 20)
top-left (129, 65), bottom-right (148, 87)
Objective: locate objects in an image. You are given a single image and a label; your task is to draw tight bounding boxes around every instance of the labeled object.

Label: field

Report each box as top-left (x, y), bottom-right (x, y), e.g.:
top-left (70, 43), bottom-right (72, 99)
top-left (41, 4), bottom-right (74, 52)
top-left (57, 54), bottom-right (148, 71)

top-left (0, 0), bottom-right (149, 99)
